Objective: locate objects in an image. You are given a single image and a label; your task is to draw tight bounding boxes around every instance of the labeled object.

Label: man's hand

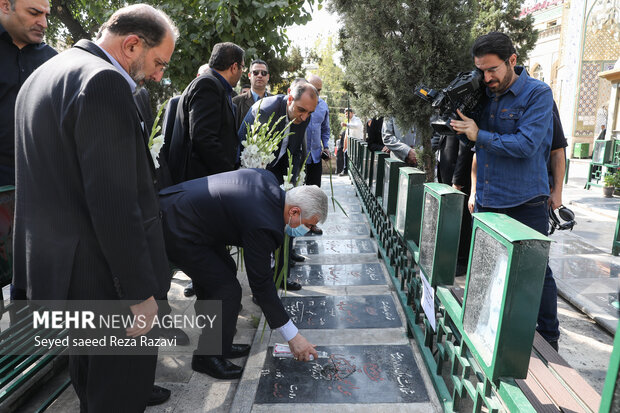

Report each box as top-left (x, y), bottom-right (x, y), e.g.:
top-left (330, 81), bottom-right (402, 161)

top-left (381, 146), bottom-right (390, 153)
top-left (126, 296), bottom-right (158, 337)
top-left (452, 184), bottom-right (464, 191)
top-left (450, 109), bottom-right (479, 142)
top-left (321, 148), bottom-right (331, 160)
top-left (405, 149), bottom-right (417, 166)
top-left (549, 187), bottom-right (562, 210)
top-left (288, 333), bottom-right (318, 361)
top-left (468, 192), bottom-right (476, 214)
top-left (341, 121), bottom-right (347, 127)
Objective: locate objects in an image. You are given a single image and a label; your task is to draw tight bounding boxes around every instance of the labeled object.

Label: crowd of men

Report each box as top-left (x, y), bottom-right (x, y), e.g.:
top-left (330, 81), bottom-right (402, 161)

top-left (1, 0), bottom-right (565, 411)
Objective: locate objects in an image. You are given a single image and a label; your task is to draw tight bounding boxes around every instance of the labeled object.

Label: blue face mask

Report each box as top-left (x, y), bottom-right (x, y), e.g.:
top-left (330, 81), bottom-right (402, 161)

top-left (285, 212), bottom-right (310, 237)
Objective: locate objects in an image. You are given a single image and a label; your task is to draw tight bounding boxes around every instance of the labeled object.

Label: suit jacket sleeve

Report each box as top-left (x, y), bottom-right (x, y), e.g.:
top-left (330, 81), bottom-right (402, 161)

top-left (242, 229), bottom-right (290, 329)
top-left (382, 118), bottom-right (411, 161)
top-left (321, 107), bottom-right (331, 149)
top-left (74, 70), bottom-right (158, 301)
top-left (238, 105), bottom-right (256, 142)
top-left (189, 78), bottom-right (235, 174)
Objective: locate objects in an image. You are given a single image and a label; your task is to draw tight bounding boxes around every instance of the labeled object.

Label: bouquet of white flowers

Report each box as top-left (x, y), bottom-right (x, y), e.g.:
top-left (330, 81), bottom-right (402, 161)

top-left (240, 102), bottom-right (292, 169)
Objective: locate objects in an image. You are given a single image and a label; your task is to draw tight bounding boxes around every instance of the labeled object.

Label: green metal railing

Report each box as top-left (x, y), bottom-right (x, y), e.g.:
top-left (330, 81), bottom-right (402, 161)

top-left (346, 137), bottom-right (605, 412)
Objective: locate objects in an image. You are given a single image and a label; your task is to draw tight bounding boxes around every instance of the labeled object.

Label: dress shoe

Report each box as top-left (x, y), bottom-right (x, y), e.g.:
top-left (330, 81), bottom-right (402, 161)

top-left (159, 326), bottom-right (190, 346)
top-left (279, 280), bottom-right (302, 291)
top-left (229, 343), bottom-right (251, 358)
top-left (290, 250), bottom-right (306, 262)
top-left (184, 282), bottom-right (195, 297)
top-left (192, 355), bottom-right (243, 379)
top-left (339, 170), bottom-right (348, 176)
top-left (147, 385), bottom-right (171, 406)
top-left (309, 225), bottom-right (323, 235)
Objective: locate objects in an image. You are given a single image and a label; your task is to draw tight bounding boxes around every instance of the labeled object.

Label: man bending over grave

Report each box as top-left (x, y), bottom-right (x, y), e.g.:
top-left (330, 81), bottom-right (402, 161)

top-left (159, 168), bottom-right (326, 379)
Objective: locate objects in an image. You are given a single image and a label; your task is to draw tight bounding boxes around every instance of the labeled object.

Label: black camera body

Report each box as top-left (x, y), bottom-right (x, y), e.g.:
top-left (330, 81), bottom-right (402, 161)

top-left (415, 70), bottom-right (484, 135)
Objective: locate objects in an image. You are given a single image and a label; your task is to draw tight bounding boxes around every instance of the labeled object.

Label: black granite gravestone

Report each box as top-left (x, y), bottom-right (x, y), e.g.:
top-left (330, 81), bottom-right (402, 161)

top-left (254, 345), bottom-right (429, 404)
top-left (308, 222), bottom-right (370, 237)
top-left (294, 239), bottom-right (376, 255)
top-left (289, 264), bottom-right (386, 286)
top-left (281, 295), bottom-right (401, 329)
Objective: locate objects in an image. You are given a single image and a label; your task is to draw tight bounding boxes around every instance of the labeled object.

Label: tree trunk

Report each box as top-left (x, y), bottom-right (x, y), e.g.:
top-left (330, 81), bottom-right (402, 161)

top-left (50, 1), bottom-right (90, 46)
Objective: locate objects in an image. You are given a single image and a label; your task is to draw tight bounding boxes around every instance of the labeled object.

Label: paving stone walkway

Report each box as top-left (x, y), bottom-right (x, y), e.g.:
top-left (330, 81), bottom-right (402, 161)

top-left (229, 178), bottom-right (439, 412)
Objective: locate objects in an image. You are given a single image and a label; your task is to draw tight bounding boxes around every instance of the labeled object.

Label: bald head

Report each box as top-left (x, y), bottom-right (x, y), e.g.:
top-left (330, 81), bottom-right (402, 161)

top-left (307, 74), bottom-right (323, 95)
top-left (97, 3), bottom-right (179, 46)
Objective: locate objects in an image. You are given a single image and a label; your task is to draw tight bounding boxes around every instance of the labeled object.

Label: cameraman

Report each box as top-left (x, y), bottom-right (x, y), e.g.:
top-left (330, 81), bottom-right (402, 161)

top-left (450, 32), bottom-right (559, 351)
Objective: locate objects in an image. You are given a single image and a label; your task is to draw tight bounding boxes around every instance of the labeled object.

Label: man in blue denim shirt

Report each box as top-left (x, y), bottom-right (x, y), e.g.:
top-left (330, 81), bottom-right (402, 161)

top-left (451, 32), bottom-right (559, 350)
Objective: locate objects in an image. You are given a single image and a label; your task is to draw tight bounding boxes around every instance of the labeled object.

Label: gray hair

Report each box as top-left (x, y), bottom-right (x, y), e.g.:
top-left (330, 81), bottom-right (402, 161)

top-left (285, 185), bottom-right (328, 224)
top-left (290, 80), bottom-right (318, 101)
top-left (197, 63), bottom-right (210, 76)
top-left (98, 4), bottom-right (179, 46)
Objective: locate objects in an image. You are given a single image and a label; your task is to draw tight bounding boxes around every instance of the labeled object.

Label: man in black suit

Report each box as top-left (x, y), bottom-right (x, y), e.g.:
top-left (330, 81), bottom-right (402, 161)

top-left (233, 58), bottom-right (271, 132)
top-left (168, 42), bottom-right (244, 184)
top-left (239, 79), bottom-right (318, 185)
top-left (14, 5), bottom-right (177, 411)
top-left (159, 169), bottom-right (325, 379)
top-left (0, 0), bottom-right (57, 187)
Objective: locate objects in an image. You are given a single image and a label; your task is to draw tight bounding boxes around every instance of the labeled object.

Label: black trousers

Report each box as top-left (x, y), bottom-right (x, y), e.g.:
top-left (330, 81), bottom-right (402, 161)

top-left (70, 354), bottom-right (157, 413)
top-left (305, 161), bottom-right (323, 187)
top-left (174, 244), bottom-right (240, 357)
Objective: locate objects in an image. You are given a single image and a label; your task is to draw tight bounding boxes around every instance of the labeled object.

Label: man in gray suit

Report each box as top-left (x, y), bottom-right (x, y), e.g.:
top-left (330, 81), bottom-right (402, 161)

top-left (14, 4), bottom-right (177, 411)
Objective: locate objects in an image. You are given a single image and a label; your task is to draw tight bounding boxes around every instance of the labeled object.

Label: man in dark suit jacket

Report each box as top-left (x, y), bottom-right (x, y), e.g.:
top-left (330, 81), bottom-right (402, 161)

top-left (168, 42), bottom-right (244, 184)
top-left (239, 79), bottom-right (318, 185)
top-left (13, 5), bottom-right (177, 411)
top-left (159, 169), bottom-right (326, 379)
top-left (233, 58), bottom-right (271, 132)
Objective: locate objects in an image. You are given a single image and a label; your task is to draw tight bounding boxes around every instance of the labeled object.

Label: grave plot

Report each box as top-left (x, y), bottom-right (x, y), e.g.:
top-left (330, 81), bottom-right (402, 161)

top-left (280, 295), bottom-right (401, 329)
top-left (254, 345), bottom-right (429, 404)
top-left (288, 263), bottom-right (386, 286)
top-left (294, 239), bottom-right (376, 255)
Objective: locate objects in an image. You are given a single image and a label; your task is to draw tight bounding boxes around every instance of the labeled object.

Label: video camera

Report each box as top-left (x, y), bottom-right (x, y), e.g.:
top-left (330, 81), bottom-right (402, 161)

top-left (414, 70), bottom-right (484, 135)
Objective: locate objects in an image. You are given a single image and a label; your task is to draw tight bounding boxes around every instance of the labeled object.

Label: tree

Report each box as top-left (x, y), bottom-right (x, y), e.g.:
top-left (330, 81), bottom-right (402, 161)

top-left (46, 0), bottom-right (322, 107)
top-left (307, 36), bottom-right (347, 145)
top-left (471, 0), bottom-right (538, 63)
top-left (329, 0), bottom-right (475, 177)
top-left (329, 0), bottom-right (537, 178)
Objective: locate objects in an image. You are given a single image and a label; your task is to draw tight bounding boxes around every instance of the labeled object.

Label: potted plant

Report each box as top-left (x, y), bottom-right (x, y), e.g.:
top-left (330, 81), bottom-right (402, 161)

top-left (603, 172), bottom-right (617, 197)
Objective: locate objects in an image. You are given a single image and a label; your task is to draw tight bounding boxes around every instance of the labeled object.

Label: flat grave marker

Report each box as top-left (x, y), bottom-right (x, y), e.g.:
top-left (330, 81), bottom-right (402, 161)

top-left (281, 295), bottom-right (401, 329)
top-left (254, 345), bottom-right (429, 404)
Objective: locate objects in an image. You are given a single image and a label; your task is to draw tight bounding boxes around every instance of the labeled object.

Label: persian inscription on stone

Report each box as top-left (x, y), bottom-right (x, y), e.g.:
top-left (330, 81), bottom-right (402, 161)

top-left (294, 239), bottom-right (376, 255)
top-left (255, 345), bottom-right (430, 404)
top-left (288, 264), bottom-right (386, 286)
top-left (280, 295), bottom-right (401, 329)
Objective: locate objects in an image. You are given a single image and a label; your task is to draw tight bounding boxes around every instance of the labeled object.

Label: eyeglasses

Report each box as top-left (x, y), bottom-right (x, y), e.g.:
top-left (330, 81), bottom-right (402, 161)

top-left (476, 57), bottom-right (510, 75)
top-left (251, 70), bottom-right (268, 77)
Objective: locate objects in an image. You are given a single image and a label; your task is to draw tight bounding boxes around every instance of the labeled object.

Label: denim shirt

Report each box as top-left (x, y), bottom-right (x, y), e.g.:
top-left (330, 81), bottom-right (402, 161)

top-left (305, 98), bottom-right (330, 163)
top-left (475, 66), bottom-right (553, 208)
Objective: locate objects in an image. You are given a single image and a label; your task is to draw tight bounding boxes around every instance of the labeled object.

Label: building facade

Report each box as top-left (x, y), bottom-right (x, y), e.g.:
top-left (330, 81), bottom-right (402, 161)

top-left (522, 0), bottom-right (620, 155)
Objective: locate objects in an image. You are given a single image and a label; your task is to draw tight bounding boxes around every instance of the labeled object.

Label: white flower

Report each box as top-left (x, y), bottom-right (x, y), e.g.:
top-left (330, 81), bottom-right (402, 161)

top-left (149, 135), bottom-right (164, 169)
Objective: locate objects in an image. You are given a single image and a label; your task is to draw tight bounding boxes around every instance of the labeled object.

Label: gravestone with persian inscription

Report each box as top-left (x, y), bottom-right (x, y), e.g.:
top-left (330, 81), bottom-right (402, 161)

top-left (288, 263), bottom-right (386, 286)
top-left (254, 345), bottom-right (429, 404)
top-left (294, 239), bottom-right (376, 255)
top-left (280, 295), bottom-right (401, 329)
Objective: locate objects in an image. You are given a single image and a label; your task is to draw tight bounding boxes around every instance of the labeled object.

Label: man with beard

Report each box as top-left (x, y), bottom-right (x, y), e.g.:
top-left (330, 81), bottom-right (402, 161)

top-left (13, 4), bottom-right (178, 411)
top-left (450, 32), bottom-right (559, 351)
